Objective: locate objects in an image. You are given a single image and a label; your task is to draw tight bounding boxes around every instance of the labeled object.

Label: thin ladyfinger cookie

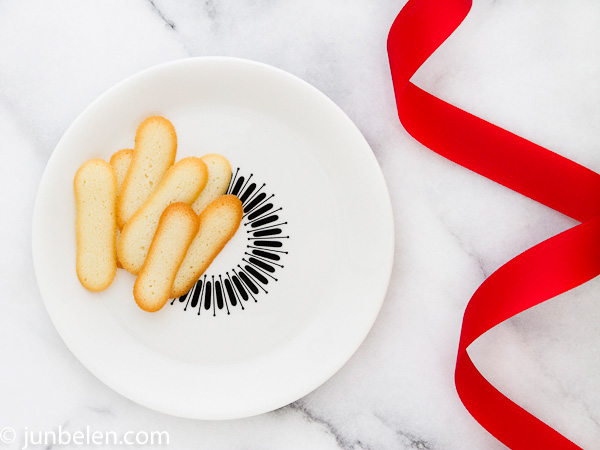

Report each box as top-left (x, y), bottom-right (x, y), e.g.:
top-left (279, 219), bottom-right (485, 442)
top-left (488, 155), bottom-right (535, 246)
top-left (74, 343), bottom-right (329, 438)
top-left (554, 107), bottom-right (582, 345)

top-left (171, 195), bottom-right (243, 298)
top-left (110, 148), bottom-right (133, 200)
top-left (191, 154), bottom-right (232, 215)
top-left (110, 148), bottom-right (133, 268)
top-left (117, 116), bottom-right (177, 229)
top-left (134, 203), bottom-right (199, 312)
top-left (74, 159), bottom-right (118, 291)
top-left (117, 157), bottom-right (208, 275)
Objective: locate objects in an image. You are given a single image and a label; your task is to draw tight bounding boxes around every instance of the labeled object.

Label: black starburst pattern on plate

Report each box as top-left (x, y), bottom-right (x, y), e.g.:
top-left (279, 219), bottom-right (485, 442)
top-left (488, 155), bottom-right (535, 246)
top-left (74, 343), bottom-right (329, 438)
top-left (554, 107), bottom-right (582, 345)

top-left (171, 168), bottom-right (288, 316)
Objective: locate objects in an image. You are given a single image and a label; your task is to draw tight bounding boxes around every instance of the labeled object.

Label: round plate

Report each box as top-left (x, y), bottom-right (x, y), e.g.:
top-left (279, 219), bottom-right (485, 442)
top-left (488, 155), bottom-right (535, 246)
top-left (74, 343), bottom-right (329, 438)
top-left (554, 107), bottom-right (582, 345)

top-left (32, 57), bottom-right (394, 419)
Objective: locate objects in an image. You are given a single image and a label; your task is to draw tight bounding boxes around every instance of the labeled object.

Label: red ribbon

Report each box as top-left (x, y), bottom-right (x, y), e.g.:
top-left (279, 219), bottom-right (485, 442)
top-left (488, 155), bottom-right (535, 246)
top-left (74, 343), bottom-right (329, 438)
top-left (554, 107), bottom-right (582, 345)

top-left (387, 1), bottom-right (600, 448)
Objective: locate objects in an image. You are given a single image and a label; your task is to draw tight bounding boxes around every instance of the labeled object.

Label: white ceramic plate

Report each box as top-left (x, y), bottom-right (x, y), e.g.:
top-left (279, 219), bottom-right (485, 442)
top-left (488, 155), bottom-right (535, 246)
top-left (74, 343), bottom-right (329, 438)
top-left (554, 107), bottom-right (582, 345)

top-left (32, 57), bottom-right (394, 420)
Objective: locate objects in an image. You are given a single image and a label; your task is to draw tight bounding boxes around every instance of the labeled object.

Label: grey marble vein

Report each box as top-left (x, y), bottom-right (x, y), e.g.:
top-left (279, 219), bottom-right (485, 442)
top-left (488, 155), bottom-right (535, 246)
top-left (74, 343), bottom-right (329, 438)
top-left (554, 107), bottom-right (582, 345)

top-left (288, 401), bottom-right (362, 450)
top-left (146, 0), bottom-right (176, 30)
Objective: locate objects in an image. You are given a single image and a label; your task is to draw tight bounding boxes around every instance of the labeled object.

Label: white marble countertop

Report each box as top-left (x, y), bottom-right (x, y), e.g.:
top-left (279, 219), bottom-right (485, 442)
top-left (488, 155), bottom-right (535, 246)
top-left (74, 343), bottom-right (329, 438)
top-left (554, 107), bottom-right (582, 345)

top-left (2, 0), bottom-right (600, 449)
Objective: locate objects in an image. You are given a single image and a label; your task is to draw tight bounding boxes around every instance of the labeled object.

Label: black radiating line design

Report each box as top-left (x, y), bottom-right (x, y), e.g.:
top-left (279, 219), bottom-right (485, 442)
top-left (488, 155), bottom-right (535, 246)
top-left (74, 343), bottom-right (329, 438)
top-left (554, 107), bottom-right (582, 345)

top-left (224, 277), bottom-right (237, 308)
top-left (173, 168), bottom-right (288, 316)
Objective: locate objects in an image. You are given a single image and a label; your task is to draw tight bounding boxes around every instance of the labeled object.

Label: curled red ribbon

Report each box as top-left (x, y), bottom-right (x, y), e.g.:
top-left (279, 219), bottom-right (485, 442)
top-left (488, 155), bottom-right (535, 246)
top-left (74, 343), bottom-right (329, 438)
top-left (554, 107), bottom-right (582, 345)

top-left (387, 1), bottom-right (600, 448)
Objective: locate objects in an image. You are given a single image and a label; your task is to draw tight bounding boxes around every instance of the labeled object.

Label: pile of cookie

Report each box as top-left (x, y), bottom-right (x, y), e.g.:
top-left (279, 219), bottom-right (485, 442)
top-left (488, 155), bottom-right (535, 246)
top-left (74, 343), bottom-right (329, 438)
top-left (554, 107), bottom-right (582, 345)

top-left (74, 116), bottom-right (243, 312)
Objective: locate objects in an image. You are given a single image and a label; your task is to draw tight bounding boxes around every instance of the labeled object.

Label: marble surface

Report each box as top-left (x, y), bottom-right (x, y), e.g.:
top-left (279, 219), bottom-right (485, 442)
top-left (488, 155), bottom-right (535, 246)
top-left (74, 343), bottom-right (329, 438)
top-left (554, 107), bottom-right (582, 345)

top-left (1, 0), bottom-right (600, 448)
